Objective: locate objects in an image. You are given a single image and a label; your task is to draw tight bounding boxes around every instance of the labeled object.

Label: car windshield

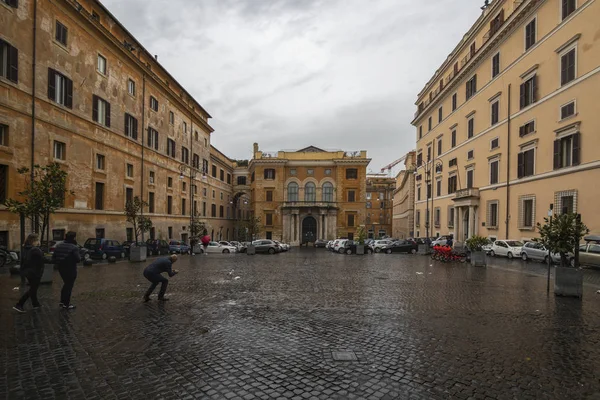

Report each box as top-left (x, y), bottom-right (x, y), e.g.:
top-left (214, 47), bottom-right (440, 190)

top-left (506, 241), bottom-right (523, 247)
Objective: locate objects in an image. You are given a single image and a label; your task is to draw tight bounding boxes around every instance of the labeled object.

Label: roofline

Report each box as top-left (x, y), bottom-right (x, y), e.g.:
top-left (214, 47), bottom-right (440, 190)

top-left (210, 145), bottom-right (235, 164)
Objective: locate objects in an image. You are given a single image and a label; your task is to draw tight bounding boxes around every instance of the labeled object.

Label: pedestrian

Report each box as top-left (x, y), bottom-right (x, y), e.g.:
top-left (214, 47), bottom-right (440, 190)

top-left (13, 233), bottom-right (45, 313)
top-left (53, 231), bottom-right (81, 310)
top-left (201, 233), bottom-right (210, 255)
top-left (143, 254), bottom-right (179, 302)
top-left (447, 236), bottom-right (453, 248)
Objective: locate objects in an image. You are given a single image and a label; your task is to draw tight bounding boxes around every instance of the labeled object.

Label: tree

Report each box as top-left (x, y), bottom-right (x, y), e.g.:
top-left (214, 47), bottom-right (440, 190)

top-left (4, 163), bottom-right (73, 251)
top-left (190, 219), bottom-right (210, 238)
top-left (244, 216), bottom-right (262, 241)
top-left (465, 235), bottom-right (491, 252)
top-left (356, 225), bottom-right (367, 245)
top-left (536, 213), bottom-right (588, 268)
top-left (124, 196), bottom-right (153, 242)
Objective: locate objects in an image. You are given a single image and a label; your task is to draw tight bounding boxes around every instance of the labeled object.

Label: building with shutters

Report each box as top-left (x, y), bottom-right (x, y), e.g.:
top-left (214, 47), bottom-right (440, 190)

top-left (0, 0), bottom-right (242, 248)
top-left (411, 0), bottom-right (600, 243)
top-left (365, 175), bottom-right (395, 239)
top-left (247, 143), bottom-right (371, 245)
top-left (391, 151), bottom-right (416, 240)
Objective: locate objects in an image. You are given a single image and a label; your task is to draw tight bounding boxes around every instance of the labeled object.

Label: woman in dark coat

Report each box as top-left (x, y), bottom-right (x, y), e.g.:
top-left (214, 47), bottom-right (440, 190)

top-left (13, 233), bottom-right (45, 313)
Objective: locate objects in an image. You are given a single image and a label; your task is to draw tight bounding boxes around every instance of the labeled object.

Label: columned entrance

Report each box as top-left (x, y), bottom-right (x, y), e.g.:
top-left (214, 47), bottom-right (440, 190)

top-left (302, 216), bottom-right (317, 244)
top-left (282, 205), bottom-right (338, 246)
top-left (452, 188), bottom-right (480, 246)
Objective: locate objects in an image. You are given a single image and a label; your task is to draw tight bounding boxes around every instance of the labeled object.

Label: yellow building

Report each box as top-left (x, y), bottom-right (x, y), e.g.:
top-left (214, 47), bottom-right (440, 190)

top-left (392, 151), bottom-right (416, 239)
top-left (412, 0), bottom-right (599, 243)
top-left (365, 175), bottom-right (395, 239)
top-left (248, 144), bottom-right (370, 245)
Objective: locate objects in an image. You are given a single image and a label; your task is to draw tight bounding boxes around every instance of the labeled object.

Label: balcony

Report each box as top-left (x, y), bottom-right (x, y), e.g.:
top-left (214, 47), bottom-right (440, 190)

top-left (282, 201), bottom-right (338, 209)
top-left (454, 188), bottom-right (480, 200)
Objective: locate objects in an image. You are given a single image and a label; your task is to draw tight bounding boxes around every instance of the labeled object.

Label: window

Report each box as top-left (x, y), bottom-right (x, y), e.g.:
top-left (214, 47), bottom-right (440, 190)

top-left (438, 107), bottom-right (443, 123)
top-left (169, 111), bottom-right (174, 125)
top-left (560, 101), bottom-right (576, 120)
top-left (96, 154), bottom-right (105, 170)
top-left (561, 48), bottom-right (576, 86)
top-left (147, 127), bottom-right (159, 150)
top-left (347, 214), bottom-right (355, 227)
top-left (416, 210), bottom-right (421, 226)
top-left (348, 190), bottom-right (356, 202)
top-left (195, 131), bottom-right (199, 141)
top-left (192, 154), bottom-right (200, 169)
top-left (0, 39), bottom-right (18, 83)
top-left (525, 18), bottom-right (536, 51)
top-left (519, 121), bottom-right (535, 137)
top-left (436, 180), bottom-right (442, 197)
top-left (127, 79), bottom-right (136, 96)
top-left (92, 95), bottom-right (110, 127)
top-left (466, 75), bottom-right (477, 100)
top-left (0, 124), bottom-right (7, 146)
top-left (553, 133), bottom-right (580, 169)
top-left (419, 126), bottom-right (423, 139)
top-left (149, 171), bottom-right (155, 184)
top-left (427, 183), bottom-right (432, 199)
top-left (417, 186), bottom-right (421, 201)
top-left (181, 198), bottom-right (186, 216)
top-left (124, 113), bottom-right (138, 139)
top-left (220, 169), bottom-right (225, 181)
top-left (520, 75), bottom-right (537, 109)
top-left (287, 182), bottom-right (299, 202)
top-left (427, 145), bottom-right (432, 162)
top-left (251, 172), bottom-right (255, 182)
top-left (0, 164), bottom-right (6, 203)
top-left (264, 169), bottom-right (275, 180)
top-left (518, 148), bottom-right (535, 178)
top-left (183, 121), bottom-right (187, 133)
top-left (366, 201), bottom-right (372, 209)
top-left (54, 21), bottom-right (68, 46)
top-left (150, 96), bottom-right (158, 112)
top-left (451, 130), bottom-right (456, 148)
top-left (202, 159), bottom-right (209, 174)
top-left (366, 192), bottom-right (372, 200)
top-left (167, 177), bottom-right (173, 187)
top-left (203, 202), bottom-right (206, 216)
top-left (468, 117), bottom-right (474, 138)
top-left (212, 190), bottom-right (215, 199)
top-left (148, 192), bottom-right (155, 213)
top-left (204, 138), bottom-right (208, 147)
top-left (490, 159), bottom-right (499, 185)
top-left (2, 0), bottom-right (17, 8)
top-left (434, 208), bottom-right (441, 227)
top-left (211, 165), bottom-right (217, 178)
top-left (452, 93), bottom-right (457, 111)
top-left (305, 182), bottom-right (316, 202)
top-left (325, 169), bottom-right (331, 176)
top-left (307, 169), bottom-right (314, 176)
top-left (211, 204), bottom-right (216, 217)
top-left (491, 101), bottom-right (499, 125)
top-left (126, 163), bottom-right (133, 178)
top-left (555, 190), bottom-right (578, 215)
top-left (48, 69), bottom-right (73, 108)
top-left (448, 206), bottom-right (455, 227)
top-left (416, 152), bottom-right (423, 166)
top-left (491, 137), bottom-right (499, 150)
top-left (467, 150), bottom-right (474, 160)
top-left (470, 41), bottom-right (476, 56)
top-left (290, 169), bottom-right (297, 176)
top-left (487, 201), bottom-right (499, 228)
top-left (95, 182), bottom-right (104, 210)
top-left (182, 182), bottom-right (187, 192)
top-left (449, 158), bottom-right (457, 168)
top-left (237, 176), bottom-right (247, 185)
top-left (519, 195), bottom-right (536, 229)
top-left (227, 174), bottom-right (231, 184)
top-left (166, 196), bottom-right (173, 215)
top-left (266, 190), bottom-right (273, 202)
top-left (264, 213), bottom-right (274, 226)
top-left (562, 0), bottom-right (576, 20)
top-left (492, 53), bottom-right (500, 78)
top-left (428, 117), bottom-right (432, 131)
top-left (323, 183), bottom-right (333, 202)
top-left (97, 54), bottom-right (107, 75)
top-left (53, 141), bottom-right (66, 160)
top-left (181, 146), bottom-right (189, 164)
top-left (466, 169), bottom-right (474, 189)
top-left (346, 168), bottom-right (358, 180)
top-left (437, 139), bottom-right (442, 156)
top-left (166, 139), bottom-right (176, 157)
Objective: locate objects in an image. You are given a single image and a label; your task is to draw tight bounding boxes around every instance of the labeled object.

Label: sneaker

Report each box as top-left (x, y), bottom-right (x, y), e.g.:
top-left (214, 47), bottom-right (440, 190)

top-left (62, 304), bottom-right (76, 310)
top-left (12, 305), bottom-right (26, 313)
top-left (157, 297), bottom-right (170, 302)
top-left (143, 296), bottom-right (151, 303)
top-left (59, 302), bottom-right (65, 307)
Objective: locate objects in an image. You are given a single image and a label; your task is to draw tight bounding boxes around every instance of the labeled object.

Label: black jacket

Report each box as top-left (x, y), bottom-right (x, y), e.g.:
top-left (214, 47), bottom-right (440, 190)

top-left (144, 257), bottom-right (176, 277)
top-left (21, 245), bottom-right (45, 279)
top-left (53, 241), bottom-right (81, 272)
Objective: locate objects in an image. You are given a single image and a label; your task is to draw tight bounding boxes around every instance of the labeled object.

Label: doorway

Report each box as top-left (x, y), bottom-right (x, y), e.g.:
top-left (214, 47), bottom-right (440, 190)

top-left (302, 216), bottom-right (317, 244)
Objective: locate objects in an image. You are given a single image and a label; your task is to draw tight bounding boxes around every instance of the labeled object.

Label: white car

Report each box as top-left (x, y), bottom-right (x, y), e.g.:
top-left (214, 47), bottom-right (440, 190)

top-left (521, 241), bottom-right (562, 263)
top-left (372, 239), bottom-right (393, 253)
top-left (333, 239), bottom-right (348, 253)
top-left (490, 240), bottom-right (524, 259)
top-left (202, 241), bottom-right (237, 254)
top-left (274, 241), bottom-right (290, 251)
top-left (431, 235), bottom-right (452, 247)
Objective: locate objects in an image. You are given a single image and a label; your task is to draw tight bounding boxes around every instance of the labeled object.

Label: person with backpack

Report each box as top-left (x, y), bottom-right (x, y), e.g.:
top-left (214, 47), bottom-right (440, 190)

top-left (13, 233), bottom-right (45, 313)
top-left (143, 254), bottom-right (179, 302)
top-left (53, 231), bottom-right (81, 310)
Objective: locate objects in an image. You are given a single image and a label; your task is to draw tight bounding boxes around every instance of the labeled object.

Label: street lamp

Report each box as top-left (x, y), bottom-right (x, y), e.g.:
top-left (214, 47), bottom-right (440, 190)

top-left (422, 159), bottom-right (443, 243)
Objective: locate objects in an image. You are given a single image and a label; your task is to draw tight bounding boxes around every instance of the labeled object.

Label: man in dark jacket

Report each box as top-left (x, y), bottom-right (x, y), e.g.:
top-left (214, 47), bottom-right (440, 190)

top-left (143, 254), bottom-right (179, 302)
top-left (13, 233), bottom-right (45, 313)
top-left (53, 231), bottom-right (81, 310)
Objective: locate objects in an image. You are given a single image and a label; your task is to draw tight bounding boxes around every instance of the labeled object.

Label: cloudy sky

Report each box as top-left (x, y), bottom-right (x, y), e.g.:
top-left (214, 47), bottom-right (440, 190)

top-left (102, 0), bottom-right (484, 172)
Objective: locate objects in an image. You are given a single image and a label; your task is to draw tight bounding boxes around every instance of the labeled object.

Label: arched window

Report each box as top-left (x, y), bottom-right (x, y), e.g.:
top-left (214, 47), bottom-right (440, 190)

top-left (322, 182), bottom-right (334, 202)
top-left (287, 182), bottom-right (299, 202)
top-left (305, 182), bottom-right (316, 202)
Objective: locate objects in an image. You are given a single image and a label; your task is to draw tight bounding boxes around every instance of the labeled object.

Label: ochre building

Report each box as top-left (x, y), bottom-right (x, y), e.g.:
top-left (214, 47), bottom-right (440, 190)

top-left (412, 0), bottom-right (599, 243)
top-left (392, 151), bottom-right (416, 239)
top-left (365, 175), bottom-right (395, 239)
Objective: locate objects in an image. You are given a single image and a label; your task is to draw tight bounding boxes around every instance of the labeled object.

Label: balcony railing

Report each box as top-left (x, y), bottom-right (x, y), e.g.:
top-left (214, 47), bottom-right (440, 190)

top-left (454, 188), bottom-right (480, 200)
top-left (282, 201), bottom-right (338, 208)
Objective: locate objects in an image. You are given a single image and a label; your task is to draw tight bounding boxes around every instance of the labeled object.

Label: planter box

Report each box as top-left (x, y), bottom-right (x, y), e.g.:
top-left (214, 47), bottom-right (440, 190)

top-left (356, 245), bottom-right (365, 255)
top-left (554, 266), bottom-right (583, 298)
top-left (418, 244), bottom-right (430, 255)
top-left (193, 244), bottom-right (203, 254)
top-left (471, 251), bottom-right (487, 267)
top-left (40, 263), bottom-right (54, 284)
top-left (129, 246), bottom-right (147, 262)
top-left (246, 245), bottom-right (256, 255)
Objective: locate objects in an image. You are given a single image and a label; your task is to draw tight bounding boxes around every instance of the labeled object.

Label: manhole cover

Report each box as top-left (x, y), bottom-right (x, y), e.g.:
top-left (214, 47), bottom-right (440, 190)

top-left (331, 351), bottom-right (358, 361)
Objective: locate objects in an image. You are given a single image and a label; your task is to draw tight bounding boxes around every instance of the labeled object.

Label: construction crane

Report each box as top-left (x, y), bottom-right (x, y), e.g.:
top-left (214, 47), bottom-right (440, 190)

top-left (380, 154), bottom-right (407, 176)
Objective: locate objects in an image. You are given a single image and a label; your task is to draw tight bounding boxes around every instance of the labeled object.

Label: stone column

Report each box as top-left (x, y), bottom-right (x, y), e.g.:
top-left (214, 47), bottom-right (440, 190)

top-left (454, 206), bottom-right (459, 241)
top-left (468, 205), bottom-right (474, 239)
top-left (473, 206), bottom-right (479, 237)
top-left (324, 212), bottom-right (328, 239)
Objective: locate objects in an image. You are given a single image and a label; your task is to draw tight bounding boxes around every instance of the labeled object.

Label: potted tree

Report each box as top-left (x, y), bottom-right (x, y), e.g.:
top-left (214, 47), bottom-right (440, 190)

top-left (356, 226), bottom-right (367, 255)
top-left (245, 216), bottom-right (262, 255)
top-left (465, 235), bottom-right (490, 267)
top-left (536, 213), bottom-right (588, 298)
top-left (124, 196), bottom-right (152, 262)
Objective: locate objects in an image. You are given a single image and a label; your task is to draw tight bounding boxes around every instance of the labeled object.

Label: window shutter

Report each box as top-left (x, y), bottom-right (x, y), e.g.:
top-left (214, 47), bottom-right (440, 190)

top-left (519, 83), bottom-right (525, 109)
top-left (553, 140), bottom-right (561, 170)
top-left (562, 0), bottom-right (568, 19)
top-left (8, 43), bottom-right (18, 83)
top-left (147, 128), bottom-right (152, 146)
top-left (572, 133), bottom-right (580, 166)
top-left (105, 101), bottom-right (111, 127)
top-left (47, 69), bottom-right (56, 101)
top-left (92, 95), bottom-right (99, 122)
top-left (65, 77), bottom-right (73, 109)
top-left (532, 75), bottom-right (538, 103)
top-left (473, 75), bottom-right (477, 92)
top-left (124, 114), bottom-right (130, 136)
top-left (133, 117), bottom-right (138, 140)
top-left (561, 53), bottom-right (568, 86)
top-left (154, 131), bottom-right (158, 150)
top-left (517, 152), bottom-right (524, 178)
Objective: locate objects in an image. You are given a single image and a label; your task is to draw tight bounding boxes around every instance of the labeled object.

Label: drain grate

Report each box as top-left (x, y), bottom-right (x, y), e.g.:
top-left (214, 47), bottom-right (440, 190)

top-left (332, 351), bottom-right (358, 361)
top-left (323, 349), bottom-right (367, 363)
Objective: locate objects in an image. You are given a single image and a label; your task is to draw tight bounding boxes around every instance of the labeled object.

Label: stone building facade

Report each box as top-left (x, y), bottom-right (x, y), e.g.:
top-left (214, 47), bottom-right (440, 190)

top-left (248, 144), bottom-right (370, 246)
top-left (365, 175), bottom-right (395, 239)
top-left (412, 0), bottom-right (600, 243)
top-left (0, 0), bottom-right (238, 247)
top-left (392, 151), bottom-right (416, 239)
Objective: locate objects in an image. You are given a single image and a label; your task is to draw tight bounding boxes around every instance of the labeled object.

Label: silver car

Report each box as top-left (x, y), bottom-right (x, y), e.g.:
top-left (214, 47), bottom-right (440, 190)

top-left (521, 241), bottom-right (560, 264)
top-left (573, 242), bottom-right (600, 268)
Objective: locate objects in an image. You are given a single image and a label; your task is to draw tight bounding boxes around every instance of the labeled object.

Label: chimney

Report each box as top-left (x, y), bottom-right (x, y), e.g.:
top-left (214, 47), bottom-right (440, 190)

top-left (154, 55), bottom-right (158, 61)
top-left (253, 143), bottom-right (259, 154)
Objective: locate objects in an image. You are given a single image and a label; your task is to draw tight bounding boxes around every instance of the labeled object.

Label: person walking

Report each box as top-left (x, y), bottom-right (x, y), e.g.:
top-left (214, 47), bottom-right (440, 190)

top-left (201, 234), bottom-right (210, 255)
top-left (143, 254), bottom-right (179, 302)
top-left (53, 231), bottom-right (81, 310)
top-left (13, 234), bottom-right (45, 313)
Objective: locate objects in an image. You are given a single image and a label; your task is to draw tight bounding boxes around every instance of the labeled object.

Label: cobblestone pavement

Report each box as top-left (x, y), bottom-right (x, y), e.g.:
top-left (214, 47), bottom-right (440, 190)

top-left (2, 249), bottom-right (600, 400)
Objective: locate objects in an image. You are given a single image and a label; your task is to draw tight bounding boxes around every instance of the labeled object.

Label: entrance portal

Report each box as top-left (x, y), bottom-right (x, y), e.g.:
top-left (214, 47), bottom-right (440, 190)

top-left (302, 216), bottom-right (317, 244)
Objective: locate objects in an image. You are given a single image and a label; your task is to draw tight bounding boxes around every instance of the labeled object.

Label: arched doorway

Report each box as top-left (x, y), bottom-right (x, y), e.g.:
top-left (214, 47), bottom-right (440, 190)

top-left (302, 216), bottom-right (317, 244)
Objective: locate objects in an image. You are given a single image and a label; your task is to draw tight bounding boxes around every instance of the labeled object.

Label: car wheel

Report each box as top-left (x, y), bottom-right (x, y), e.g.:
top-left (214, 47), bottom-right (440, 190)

top-left (490, 250), bottom-right (495, 257)
top-left (543, 255), bottom-right (549, 264)
top-left (410, 248), bottom-right (417, 254)
top-left (101, 253), bottom-right (107, 260)
top-left (374, 248), bottom-right (381, 253)
top-left (346, 249), bottom-right (352, 255)
top-left (507, 252), bottom-right (513, 259)
top-left (84, 253), bottom-right (90, 261)
top-left (223, 249), bottom-right (230, 254)
top-left (121, 252), bottom-right (125, 259)
top-left (522, 253), bottom-right (528, 261)
top-left (367, 249), bottom-right (373, 254)
top-left (385, 249), bottom-right (392, 254)
top-left (268, 248), bottom-right (275, 254)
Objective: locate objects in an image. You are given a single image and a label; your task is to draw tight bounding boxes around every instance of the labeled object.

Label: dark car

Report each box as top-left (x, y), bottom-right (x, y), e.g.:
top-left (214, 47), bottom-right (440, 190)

top-left (146, 239), bottom-right (170, 256)
top-left (340, 240), bottom-right (374, 255)
top-left (314, 239), bottom-right (328, 248)
top-left (252, 240), bottom-right (281, 254)
top-left (83, 238), bottom-right (125, 260)
top-left (122, 241), bottom-right (147, 256)
top-left (169, 240), bottom-right (190, 254)
top-left (383, 240), bottom-right (418, 254)
top-left (50, 241), bottom-right (91, 261)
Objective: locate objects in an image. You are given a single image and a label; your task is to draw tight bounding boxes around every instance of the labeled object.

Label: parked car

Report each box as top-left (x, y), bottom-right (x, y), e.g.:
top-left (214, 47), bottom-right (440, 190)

top-left (431, 235), bottom-right (453, 247)
top-left (572, 241), bottom-right (600, 268)
top-left (51, 241), bottom-right (91, 261)
top-left (326, 240), bottom-right (333, 250)
top-left (490, 240), bottom-right (524, 259)
top-left (251, 240), bottom-right (281, 254)
top-left (333, 239), bottom-right (349, 253)
top-left (274, 241), bottom-right (290, 251)
top-left (229, 241), bottom-right (247, 253)
top-left (146, 239), bottom-right (170, 256)
top-left (314, 239), bottom-right (328, 248)
top-left (521, 241), bottom-right (561, 263)
top-left (340, 240), bottom-right (374, 255)
top-left (372, 239), bottom-right (394, 253)
top-left (169, 240), bottom-right (190, 254)
top-left (201, 241), bottom-right (237, 254)
top-left (83, 238), bottom-right (125, 260)
top-left (383, 240), bottom-right (418, 254)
